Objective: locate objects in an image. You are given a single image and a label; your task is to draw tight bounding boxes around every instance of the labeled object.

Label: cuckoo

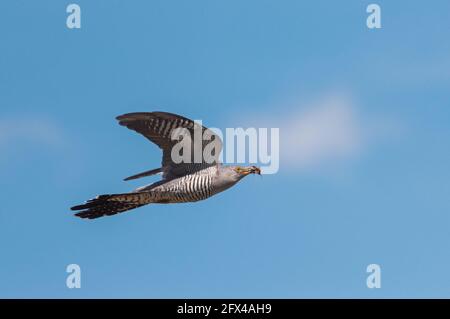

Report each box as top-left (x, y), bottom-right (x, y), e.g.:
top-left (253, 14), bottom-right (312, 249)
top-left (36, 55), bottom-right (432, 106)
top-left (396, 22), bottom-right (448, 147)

top-left (71, 112), bottom-right (261, 219)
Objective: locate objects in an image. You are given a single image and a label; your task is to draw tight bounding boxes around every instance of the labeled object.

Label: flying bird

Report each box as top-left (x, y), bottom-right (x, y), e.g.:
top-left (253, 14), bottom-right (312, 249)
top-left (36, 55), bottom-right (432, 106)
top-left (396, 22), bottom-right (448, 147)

top-left (71, 112), bottom-right (261, 219)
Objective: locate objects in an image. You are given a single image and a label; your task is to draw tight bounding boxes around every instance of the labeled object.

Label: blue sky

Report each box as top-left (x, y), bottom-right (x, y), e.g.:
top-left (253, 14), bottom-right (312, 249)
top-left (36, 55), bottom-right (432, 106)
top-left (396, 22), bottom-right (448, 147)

top-left (1, 0), bottom-right (450, 298)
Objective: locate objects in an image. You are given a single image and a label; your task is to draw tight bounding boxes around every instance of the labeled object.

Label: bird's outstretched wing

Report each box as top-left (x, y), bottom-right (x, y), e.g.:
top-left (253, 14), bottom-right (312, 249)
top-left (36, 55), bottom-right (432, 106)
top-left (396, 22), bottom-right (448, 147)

top-left (117, 112), bottom-right (222, 179)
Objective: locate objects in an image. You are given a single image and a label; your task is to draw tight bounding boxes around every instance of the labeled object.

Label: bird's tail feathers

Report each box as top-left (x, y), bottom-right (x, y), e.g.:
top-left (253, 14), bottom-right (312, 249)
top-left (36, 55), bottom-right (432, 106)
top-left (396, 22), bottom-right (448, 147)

top-left (71, 192), bottom-right (152, 219)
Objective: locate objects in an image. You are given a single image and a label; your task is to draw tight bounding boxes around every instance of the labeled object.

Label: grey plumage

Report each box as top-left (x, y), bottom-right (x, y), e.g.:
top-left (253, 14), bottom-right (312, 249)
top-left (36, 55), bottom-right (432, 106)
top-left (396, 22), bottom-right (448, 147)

top-left (71, 112), bottom-right (260, 219)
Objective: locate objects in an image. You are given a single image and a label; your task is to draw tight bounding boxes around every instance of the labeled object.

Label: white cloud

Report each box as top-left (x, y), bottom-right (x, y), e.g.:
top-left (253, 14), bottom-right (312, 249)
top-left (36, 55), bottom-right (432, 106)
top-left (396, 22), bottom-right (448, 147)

top-left (0, 117), bottom-right (64, 150)
top-left (281, 94), bottom-right (362, 170)
top-left (238, 91), bottom-right (403, 173)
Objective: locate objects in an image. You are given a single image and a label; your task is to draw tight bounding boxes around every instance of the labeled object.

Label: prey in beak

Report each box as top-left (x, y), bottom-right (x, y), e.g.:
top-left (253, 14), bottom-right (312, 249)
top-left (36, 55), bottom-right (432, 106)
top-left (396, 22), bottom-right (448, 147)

top-left (249, 166), bottom-right (261, 175)
top-left (234, 165), bottom-right (261, 176)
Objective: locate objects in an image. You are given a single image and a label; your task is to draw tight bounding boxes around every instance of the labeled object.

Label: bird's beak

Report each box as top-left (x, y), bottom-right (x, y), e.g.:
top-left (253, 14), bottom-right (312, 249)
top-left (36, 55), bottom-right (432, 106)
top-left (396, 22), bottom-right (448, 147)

top-left (242, 166), bottom-right (261, 175)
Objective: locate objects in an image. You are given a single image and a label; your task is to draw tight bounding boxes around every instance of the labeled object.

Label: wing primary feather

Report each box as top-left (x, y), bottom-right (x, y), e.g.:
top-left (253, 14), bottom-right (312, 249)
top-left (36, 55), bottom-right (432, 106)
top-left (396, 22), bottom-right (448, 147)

top-left (123, 167), bottom-right (162, 181)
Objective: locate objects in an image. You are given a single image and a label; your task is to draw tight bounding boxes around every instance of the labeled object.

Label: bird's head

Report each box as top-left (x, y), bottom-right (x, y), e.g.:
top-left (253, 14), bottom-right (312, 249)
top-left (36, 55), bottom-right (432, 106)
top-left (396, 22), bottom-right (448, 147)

top-left (214, 165), bottom-right (261, 191)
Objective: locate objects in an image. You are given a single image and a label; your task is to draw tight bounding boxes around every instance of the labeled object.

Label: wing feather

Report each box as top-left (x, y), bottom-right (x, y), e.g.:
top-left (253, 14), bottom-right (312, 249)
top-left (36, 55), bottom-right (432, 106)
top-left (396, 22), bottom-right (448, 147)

top-left (116, 112), bottom-right (222, 179)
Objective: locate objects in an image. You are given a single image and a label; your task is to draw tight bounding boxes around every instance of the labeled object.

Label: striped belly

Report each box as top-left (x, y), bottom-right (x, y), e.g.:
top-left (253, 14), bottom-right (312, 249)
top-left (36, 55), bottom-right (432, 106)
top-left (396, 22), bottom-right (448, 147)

top-left (152, 173), bottom-right (214, 203)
